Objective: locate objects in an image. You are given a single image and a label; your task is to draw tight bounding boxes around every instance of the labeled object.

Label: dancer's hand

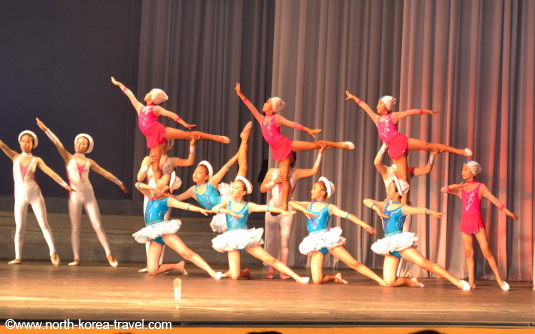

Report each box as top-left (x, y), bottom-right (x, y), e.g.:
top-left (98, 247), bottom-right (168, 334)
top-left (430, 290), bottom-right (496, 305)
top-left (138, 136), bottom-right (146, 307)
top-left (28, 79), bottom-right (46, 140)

top-left (449, 182), bottom-right (468, 190)
top-left (307, 128), bottom-right (322, 138)
top-left (198, 208), bottom-right (210, 216)
top-left (280, 210), bottom-right (296, 217)
top-left (302, 210), bottom-right (318, 219)
top-left (373, 206), bottom-right (389, 219)
top-left (427, 210), bottom-right (445, 219)
top-left (234, 82), bottom-right (246, 100)
top-left (111, 77), bottom-right (122, 86)
top-left (189, 134), bottom-right (200, 146)
top-left (273, 175), bottom-right (287, 184)
top-left (345, 90), bottom-right (359, 101)
top-left (363, 225), bottom-right (377, 235)
top-left (180, 121), bottom-right (196, 129)
top-left (318, 141), bottom-right (328, 153)
top-left (119, 184), bottom-right (129, 193)
top-left (431, 146), bottom-right (442, 155)
top-left (503, 208), bottom-right (519, 220)
top-left (35, 118), bottom-right (49, 132)
top-left (65, 185), bottom-right (75, 192)
top-left (426, 110), bottom-right (440, 117)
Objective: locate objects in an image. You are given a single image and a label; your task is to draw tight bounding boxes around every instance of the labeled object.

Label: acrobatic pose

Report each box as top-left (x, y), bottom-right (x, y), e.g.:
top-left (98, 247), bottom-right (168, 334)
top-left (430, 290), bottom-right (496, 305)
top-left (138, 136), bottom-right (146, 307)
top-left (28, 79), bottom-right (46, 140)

top-left (346, 91), bottom-right (471, 190)
top-left (36, 119), bottom-right (128, 266)
top-left (211, 177), bottom-right (310, 283)
top-left (289, 177), bottom-right (385, 285)
top-left (111, 77), bottom-right (229, 181)
top-left (175, 122), bottom-right (252, 233)
top-left (441, 161), bottom-right (518, 290)
top-left (0, 131), bottom-right (72, 265)
top-left (137, 137), bottom-right (198, 272)
top-left (364, 181), bottom-right (471, 290)
top-left (236, 83), bottom-right (354, 211)
top-left (134, 176), bottom-right (223, 278)
top-left (260, 144), bottom-right (326, 279)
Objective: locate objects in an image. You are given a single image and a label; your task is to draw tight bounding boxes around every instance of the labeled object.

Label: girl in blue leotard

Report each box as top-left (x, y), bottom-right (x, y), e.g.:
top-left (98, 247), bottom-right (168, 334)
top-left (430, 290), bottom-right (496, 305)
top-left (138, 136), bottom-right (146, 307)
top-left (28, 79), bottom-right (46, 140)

top-left (363, 181), bottom-right (470, 290)
top-left (211, 177), bottom-right (310, 283)
top-left (134, 175), bottom-right (223, 279)
top-left (289, 177), bottom-right (385, 285)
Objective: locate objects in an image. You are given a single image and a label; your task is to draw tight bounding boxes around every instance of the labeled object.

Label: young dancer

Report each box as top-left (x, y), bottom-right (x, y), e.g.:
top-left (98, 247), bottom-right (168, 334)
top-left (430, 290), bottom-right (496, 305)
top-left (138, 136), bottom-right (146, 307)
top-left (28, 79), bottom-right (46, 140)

top-left (211, 177), bottom-right (310, 283)
top-left (236, 83), bottom-right (354, 211)
top-left (111, 77), bottom-right (229, 181)
top-left (175, 122), bottom-right (252, 233)
top-left (134, 175), bottom-right (223, 278)
top-left (441, 161), bottom-right (519, 290)
top-left (289, 177), bottom-right (385, 285)
top-left (137, 137), bottom-right (198, 272)
top-left (364, 181), bottom-right (471, 290)
top-left (0, 131), bottom-right (72, 265)
top-left (260, 145), bottom-right (326, 279)
top-left (346, 91), bottom-right (472, 190)
top-left (36, 119), bottom-right (128, 266)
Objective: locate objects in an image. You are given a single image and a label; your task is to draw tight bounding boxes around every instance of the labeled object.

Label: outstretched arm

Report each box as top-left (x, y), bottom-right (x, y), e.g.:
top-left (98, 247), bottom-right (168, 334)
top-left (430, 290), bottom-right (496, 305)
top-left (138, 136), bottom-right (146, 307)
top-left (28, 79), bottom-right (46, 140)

top-left (363, 199), bottom-right (388, 218)
top-left (111, 77), bottom-right (144, 113)
top-left (174, 186), bottom-right (194, 202)
top-left (275, 115), bottom-right (322, 138)
top-left (35, 118), bottom-right (71, 164)
top-left (402, 206), bottom-right (445, 219)
top-left (155, 106), bottom-right (196, 129)
top-left (209, 152), bottom-right (239, 187)
top-left (235, 83), bottom-right (263, 124)
top-left (330, 205), bottom-right (377, 234)
top-left (167, 198), bottom-right (210, 216)
top-left (288, 200), bottom-right (316, 219)
top-left (346, 91), bottom-right (380, 125)
top-left (392, 109), bottom-right (439, 122)
top-left (294, 143), bottom-right (327, 180)
top-left (212, 201), bottom-right (243, 218)
top-left (35, 158), bottom-right (73, 192)
top-left (170, 135), bottom-right (199, 167)
top-left (89, 160), bottom-right (128, 193)
top-left (479, 184), bottom-right (519, 220)
top-left (248, 202), bottom-right (295, 216)
top-left (412, 148), bottom-right (439, 177)
top-left (0, 140), bottom-right (18, 162)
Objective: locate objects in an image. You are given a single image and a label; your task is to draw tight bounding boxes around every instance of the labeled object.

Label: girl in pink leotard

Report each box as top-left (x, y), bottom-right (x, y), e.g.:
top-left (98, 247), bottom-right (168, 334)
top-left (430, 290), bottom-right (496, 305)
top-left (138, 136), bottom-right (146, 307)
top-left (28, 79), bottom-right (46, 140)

top-left (346, 91), bottom-right (472, 192)
top-left (441, 161), bottom-right (519, 290)
top-left (111, 77), bottom-right (229, 182)
top-left (235, 83), bottom-right (354, 210)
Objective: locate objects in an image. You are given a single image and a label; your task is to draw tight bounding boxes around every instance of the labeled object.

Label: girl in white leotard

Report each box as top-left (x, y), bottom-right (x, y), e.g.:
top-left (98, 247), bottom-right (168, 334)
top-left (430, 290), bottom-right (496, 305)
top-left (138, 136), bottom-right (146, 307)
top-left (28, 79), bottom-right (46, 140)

top-left (36, 119), bottom-right (128, 266)
top-left (0, 131), bottom-right (72, 265)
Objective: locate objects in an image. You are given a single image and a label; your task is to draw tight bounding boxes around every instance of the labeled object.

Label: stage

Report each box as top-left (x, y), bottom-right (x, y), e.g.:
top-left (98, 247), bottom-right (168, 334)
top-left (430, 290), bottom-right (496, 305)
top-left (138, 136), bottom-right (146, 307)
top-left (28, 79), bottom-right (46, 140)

top-left (1, 262), bottom-right (534, 333)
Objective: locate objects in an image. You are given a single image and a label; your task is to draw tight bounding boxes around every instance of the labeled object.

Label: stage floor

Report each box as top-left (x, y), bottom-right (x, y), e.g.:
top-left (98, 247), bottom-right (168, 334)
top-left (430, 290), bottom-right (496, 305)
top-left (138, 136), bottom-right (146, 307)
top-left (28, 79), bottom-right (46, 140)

top-left (0, 262), bottom-right (534, 330)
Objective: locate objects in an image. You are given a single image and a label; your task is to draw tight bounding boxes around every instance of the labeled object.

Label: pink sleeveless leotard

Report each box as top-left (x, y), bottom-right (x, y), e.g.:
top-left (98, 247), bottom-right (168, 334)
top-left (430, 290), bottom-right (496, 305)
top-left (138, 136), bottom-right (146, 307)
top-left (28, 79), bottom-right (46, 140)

top-left (377, 114), bottom-right (408, 159)
top-left (138, 104), bottom-right (167, 148)
top-left (261, 115), bottom-right (293, 161)
top-left (459, 183), bottom-right (484, 234)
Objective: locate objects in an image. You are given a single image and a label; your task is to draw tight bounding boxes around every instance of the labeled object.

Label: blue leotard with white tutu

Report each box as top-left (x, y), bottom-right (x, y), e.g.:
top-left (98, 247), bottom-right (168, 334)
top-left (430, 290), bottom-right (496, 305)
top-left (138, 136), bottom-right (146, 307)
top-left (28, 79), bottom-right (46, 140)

top-left (306, 203), bottom-right (331, 232)
top-left (382, 203), bottom-right (406, 258)
top-left (194, 183), bottom-right (222, 209)
top-left (143, 198), bottom-right (170, 245)
top-left (371, 202), bottom-right (417, 259)
top-left (298, 202), bottom-right (346, 255)
top-left (133, 197), bottom-right (181, 245)
top-left (225, 202), bottom-right (250, 231)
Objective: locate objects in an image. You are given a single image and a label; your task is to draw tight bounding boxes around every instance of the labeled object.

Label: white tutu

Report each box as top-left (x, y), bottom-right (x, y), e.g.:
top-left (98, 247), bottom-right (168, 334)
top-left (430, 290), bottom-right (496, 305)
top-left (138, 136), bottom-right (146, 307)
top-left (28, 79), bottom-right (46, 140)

top-left (371, 232), bottom-right (418, 256)
top-left (298, 227), bottom-right (347, 255)
top-left (209, 182), bottom-right (232, 233)
top-left (212, 228), bottom-right (264, 252)
top-left (133, 219), bottom-right (182, 244)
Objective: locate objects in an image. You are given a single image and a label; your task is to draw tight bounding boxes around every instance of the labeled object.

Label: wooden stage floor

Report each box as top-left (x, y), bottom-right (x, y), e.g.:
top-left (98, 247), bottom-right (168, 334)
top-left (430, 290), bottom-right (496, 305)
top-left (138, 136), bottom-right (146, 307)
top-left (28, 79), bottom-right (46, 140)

top-left (1, 261), bottom-right (534, 331)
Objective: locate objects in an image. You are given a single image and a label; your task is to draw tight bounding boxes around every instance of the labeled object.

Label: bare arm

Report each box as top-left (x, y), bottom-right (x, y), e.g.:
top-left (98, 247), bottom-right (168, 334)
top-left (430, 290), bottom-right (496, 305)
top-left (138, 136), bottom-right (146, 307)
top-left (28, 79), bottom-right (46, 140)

top-left (402, 206), bottom-right (445, 219)
top-left (35, 158), bottom-right (73, 192)
top-left (211, 201), bottom-right (242, 218)
top-left (167, 198), bottom-right (210, 216)
top-left (235, 82), bottom-right (263, 124)
top-left (346, 91), bottom-right (380, 125)
top-left (440, 182), bottom-right (465, 197)
top-left (111, 77), bottom-right (144, 113)
top-left (248, 202), bottom-right (295, 216)
top-left (330, 204), bottom-right (377, 234)
top-left (412, 149), bottom-right (439, 177)
top-left (260, 168), bottom-right (276, 193)
top-left (170, 135), bottom-right (199, 167)
top-left (288, 200), bottom-right (316, 219)
top-left (35, 118), bottom-right (71, 164)
top-left (363, 199), bottom-right (388, 218)
top-left (137, 156), bottom-right (151, 182)
top-left (373, 143), bottom-right (388, 178)
top-left (154, 106), bottom-right (196, 129)
top-left (392, 109), bottom-right (439, 123)
top-left (134, 181), bottom-right (153, 198)
top-left (174, 186), bottom-right (194, 202)
top-left (276, 115), bottom-right (322, 138)
top-left (209, 152), bottom-right (239, 187)
top-left (294, 143), bottom-right (327, 180)
top-left (89, 160), bottom-right (128, 193)
top-left (0, 140), bottom-right (19, 162)
top-left (479, 184), bottom-right (519, 220)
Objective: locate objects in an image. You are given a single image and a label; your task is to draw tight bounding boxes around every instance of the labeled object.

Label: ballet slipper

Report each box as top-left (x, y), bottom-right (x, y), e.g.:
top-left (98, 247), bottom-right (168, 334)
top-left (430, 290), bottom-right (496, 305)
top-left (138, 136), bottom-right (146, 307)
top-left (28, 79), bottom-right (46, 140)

top-left (499, 281), bottom-right (510, 291)
top-left (297, 277), bottom-right (310, 284)
top-left (8, 259), bottom-right (21, 265)
top-left (69, 259), bottom-right (80, 266)
top-left (280, 274), bottom-right (291, 280)
top-left (212, 272), bottom-right (223, 280)
top-left (343, 141), bottom-right (355, 150)
top-left (464, 148), bottom-right (473, 156)
top-left (241, 121), bottom-right (253, 133)
top-left (138, 268), bottom-right (148, 273)
top-left (50, 253), bottom-right (60, 266)
top-left (458, 280), bottom-right (471, 291)
top-left (335, 273), bottom-right (349, 284)
top-left (218, 136), bottom-right (230, 144)
top-left (411, 277), bottom-right (425, 288)
top-left (264, 273), bottom-right (274, 279)
top-left (107, 254), bottom-right (118, 267)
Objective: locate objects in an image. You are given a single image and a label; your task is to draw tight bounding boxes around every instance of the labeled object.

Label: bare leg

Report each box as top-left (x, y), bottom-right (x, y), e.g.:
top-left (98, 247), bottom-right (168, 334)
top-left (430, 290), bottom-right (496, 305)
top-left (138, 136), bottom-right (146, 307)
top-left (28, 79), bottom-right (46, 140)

top-left (461, 233), bottom-right (476, 286)
top-left (391, 153), bottom-right (409, 184)
top-left (329, 247), bottom-right (385, 286)
top-left (278, 215), bottom-right (294, 279)
top-left (236, 122), bottom-right (252, 177)
top-left (146, 241), bottom-right (186, 276)
top-left (407, 137), bottom-right (467, 156)
top-left (149, 145), bottom-right (164, 181)
top-left (162, 234), bottom-right (218, 277)
top-left (246, 246), bottom-right (308, 282)
top-left (227, 250), bottom-right (243, 280)
top-left (474, 228), bottom-right (507, 289)
top-left (277, 157), bottom-right (292, 210)
top-left (165, 128), bottom-right (229, 143)
top-left (292, 140), bottom-right (352, 152)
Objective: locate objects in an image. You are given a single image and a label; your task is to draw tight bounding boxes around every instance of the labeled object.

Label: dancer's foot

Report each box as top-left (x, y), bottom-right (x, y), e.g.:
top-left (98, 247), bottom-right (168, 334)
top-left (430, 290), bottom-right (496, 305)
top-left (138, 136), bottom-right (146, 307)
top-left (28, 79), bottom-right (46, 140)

top-left (242, 268), bottom-right (252, 279)
top-left (50, 253), bottom-right (60, 266)
top-left (343, 141), bottom-right (355, 150)
top-left (280, 274), bottom-right (291, 280)
top-left (218, 136), bottom-right (230, 144)
top-left (107, 253), bottom-right (118, 267)
top-left (410, 277), bottom-right (425, 288)
top-left (458, 280), bottom-right (471, 290)
top-left (241, 121), bottom-right (253, 138)
top-left (175, 261), bottom-right (188, 276)
top-left (334, 273), bottom-right (349, 284)
top-left (499, 281), bottom-right (510, 291)
top-left (8, 259), bottom-right (21, 265)
top-left (69, 259), bottom-right (80, 266)
top-left (264, 273), bottom-right (274, 279)
top-left (297, 277), bottom-right (310, 284)
top-left (464, 148), bottom-right (473, 156)
top-left (470, 284), bottom-right (476, 290)
top-left (212, 272), bottom-right (223, 280)
top-left (138, 268), bottom-right (148, 273)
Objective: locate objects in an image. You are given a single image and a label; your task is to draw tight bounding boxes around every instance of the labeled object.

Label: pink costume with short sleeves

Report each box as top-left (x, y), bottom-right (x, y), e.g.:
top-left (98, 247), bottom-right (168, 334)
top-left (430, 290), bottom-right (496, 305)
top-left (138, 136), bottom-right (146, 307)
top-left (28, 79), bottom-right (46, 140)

top-left (261, 115), bottom-right (293, 161)
top-left (138, 104), bottom-right (167, 148)
top-left (459, 183), bottom-right (485, 234)
top-left (377, 114), bottom-right (408, 159)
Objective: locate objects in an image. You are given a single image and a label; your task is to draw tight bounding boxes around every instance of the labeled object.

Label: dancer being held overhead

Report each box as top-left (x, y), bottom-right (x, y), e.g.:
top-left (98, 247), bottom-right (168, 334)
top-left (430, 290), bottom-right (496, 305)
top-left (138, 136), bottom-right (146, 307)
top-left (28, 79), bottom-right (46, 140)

top-left (211, 177), bottom-right (310, 283)
top-left (364, 181), bottom-right (471, 290)
top-left (134, 175), bottom-right (223, 278)
top-left (441, 161), bottom-right (518, 290)
top-left (236, 83), bottom-right (354, 211)
top-left (111, 77), bottom-right (229, 181)
top-left (260, 144), bottom-right (326, 279)
top-left (0, 131), bottom-right (72, 265)
top-left (346, 91), bottom-right (472, 192)
top-left (36, 118), bottom-right (128, 266)
top-left (289, 177), bottom-right (385, 285)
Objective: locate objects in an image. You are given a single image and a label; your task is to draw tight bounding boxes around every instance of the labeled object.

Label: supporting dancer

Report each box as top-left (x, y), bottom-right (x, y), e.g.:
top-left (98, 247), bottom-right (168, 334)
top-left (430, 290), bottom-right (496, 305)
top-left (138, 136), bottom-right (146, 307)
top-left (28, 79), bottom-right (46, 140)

top-left (36, 119), bottom-right (127, 266)
top-left (441, 161), bottom-right (518, 290)
top-left (0, 131), bottom-right (72, 265)
top-left (111, 77), bottom-right (229, 181)
top-left (175, 122), bottom-right (252, 233)
top-left (346, 91), bottom-right (471, 190)
top-left (134, 176), bottom-right (223, 278)
top-left (211, 177), bottom-right (310, 283)
top-left (260, 144), bottom-right (326, 279)
top-left (236, 83), bottom-right (354, 211)
top-left (364, 181), bottom-right (471, 290)
top-left (289, 177), bottom-right (385, 285)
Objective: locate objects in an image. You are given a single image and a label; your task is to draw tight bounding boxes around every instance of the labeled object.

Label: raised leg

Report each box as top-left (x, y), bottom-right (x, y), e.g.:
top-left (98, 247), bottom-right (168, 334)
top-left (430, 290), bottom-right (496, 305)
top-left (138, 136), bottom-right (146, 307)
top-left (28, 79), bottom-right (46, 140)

top-left (407, 137), bottom-right (468, 156)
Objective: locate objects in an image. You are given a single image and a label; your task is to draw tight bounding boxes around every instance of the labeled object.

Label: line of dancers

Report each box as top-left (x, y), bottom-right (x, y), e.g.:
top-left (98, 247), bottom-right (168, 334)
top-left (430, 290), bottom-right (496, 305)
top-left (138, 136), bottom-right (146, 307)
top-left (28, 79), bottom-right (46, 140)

top-left (0, 79), bottom-right (519, 290)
